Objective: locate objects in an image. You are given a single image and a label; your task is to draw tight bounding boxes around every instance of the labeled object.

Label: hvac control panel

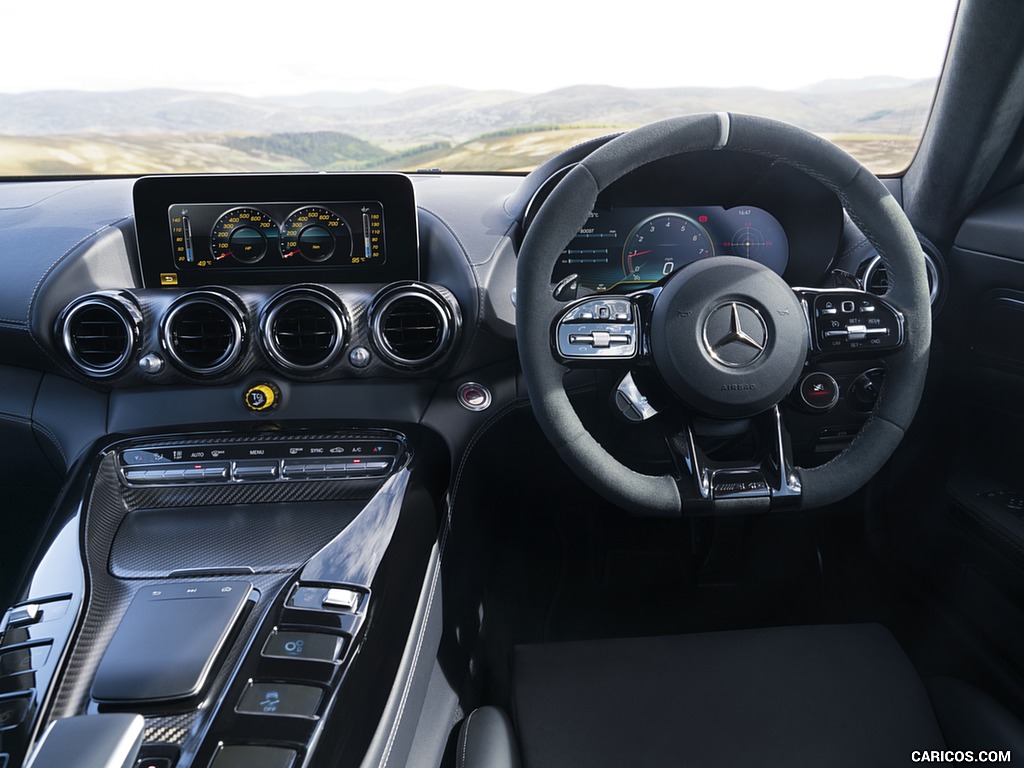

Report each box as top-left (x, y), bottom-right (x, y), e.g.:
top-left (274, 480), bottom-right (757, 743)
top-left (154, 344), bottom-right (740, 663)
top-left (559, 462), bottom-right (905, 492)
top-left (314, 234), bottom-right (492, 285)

top-left (118, 437), bottom-right (401, 487)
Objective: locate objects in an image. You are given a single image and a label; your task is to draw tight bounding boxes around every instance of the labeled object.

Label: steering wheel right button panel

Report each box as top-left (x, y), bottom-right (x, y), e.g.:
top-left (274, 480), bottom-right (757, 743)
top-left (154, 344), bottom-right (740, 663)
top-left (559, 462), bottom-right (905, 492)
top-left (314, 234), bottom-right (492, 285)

top-left (650, 256), bottom-right (809, 418)
top-left (810, 291), bottom-right (904, 354)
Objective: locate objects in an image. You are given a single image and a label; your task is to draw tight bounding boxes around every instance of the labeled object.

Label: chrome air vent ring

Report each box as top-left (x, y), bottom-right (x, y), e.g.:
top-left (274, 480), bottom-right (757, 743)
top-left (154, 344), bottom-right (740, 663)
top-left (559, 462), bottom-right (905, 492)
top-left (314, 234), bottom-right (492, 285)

top-left (261, 286), bottom-right (348, 373)
top-left (863, 247), bottom-right (941, 308)
top-left (161, 291), bottom-right (246, 376)
top-left (369, 282), bottom-right (458, 369)
top-left (58, 292), bottom-right (141, 377)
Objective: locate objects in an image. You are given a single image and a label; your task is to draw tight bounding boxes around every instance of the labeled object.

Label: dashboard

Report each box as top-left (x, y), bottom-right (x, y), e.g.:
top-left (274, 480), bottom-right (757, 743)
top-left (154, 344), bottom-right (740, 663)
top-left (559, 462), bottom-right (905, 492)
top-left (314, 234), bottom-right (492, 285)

top-left (0, 143), bottom-right (943, 768)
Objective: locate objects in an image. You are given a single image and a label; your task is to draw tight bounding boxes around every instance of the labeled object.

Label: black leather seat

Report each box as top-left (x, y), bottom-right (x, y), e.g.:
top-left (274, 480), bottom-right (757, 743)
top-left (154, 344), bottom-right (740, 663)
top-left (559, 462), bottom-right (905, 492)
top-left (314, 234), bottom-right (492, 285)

top-left (457, 623), bottom-right (1024, 768)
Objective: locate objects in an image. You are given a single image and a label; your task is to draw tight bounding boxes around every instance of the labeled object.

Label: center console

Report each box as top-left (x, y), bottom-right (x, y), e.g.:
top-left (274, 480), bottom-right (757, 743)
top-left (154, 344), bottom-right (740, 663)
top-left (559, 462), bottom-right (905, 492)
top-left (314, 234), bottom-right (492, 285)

top-left (0, 427), bottom-right (446, 768)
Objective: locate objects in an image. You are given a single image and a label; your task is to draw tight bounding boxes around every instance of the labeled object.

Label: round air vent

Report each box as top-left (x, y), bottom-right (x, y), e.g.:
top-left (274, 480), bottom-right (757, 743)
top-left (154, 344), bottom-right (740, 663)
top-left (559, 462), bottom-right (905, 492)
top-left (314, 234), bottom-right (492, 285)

top-left (58, 293), bottom-right (140, 377)
top-left (369, 283), bottom-right (458, 368)
top-left (863, 249), bottom-right (940, 306)
top-left (261, 288), bottom-right (347, 372)
top-left (162, 292), bottom-right (245, 375)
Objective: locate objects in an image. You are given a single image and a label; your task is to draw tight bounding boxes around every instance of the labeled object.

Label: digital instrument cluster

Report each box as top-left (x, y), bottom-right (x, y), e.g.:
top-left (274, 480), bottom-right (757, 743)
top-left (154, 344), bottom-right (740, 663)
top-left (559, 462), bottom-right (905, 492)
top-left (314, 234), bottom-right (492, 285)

top-left (133, 174), bottom-right (419, 288)
top-left (551, 205), bottom-right (789, 294)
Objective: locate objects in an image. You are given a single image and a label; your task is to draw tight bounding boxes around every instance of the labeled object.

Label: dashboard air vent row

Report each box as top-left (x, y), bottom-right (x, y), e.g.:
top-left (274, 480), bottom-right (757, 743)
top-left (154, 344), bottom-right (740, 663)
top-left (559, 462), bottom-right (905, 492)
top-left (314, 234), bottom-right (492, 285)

top-left (262, 288), bottom-right (347, 372)
top-left (370, 283), bottom-right (458, 368)
top-left (59, 293), bottom-right (141, 377)
top-left (162, 292), bottom-right (245, 375)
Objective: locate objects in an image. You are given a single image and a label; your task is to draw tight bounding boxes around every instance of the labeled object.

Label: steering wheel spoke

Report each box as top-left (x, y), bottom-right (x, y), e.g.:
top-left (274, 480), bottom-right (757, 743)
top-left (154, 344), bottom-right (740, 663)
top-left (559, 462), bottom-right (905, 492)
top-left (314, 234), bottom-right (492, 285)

top-left (795, 287), bottom-right (905, 360)
top-left (665, 405), bottom-right (801, 515)
top-left (553, 293), bottom-right (650, 366)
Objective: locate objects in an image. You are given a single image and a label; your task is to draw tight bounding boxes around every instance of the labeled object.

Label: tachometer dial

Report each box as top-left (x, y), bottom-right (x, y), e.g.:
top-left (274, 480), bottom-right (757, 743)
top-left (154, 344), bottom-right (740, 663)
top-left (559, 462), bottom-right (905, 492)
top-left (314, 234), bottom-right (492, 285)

top-left (279, 206), bottom-right (352, 264)
top-left (210, 207), bottom-right (277, 265)
top-left (622, 213), bottom-right (715, 285)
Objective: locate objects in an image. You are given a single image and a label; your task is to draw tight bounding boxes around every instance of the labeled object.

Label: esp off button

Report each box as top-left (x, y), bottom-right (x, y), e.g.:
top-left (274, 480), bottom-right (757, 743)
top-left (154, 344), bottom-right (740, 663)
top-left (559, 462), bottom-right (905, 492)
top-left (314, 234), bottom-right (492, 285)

top-left (799, 372), bottom-right (839, 412)
top-left (244, 382), bottom-right (281, 413)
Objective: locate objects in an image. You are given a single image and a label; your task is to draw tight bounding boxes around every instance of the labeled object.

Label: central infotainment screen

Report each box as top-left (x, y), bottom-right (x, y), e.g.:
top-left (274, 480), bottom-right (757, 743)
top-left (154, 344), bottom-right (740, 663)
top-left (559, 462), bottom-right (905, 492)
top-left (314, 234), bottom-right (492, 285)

top-left (133, 173), bottom-right (418, 288)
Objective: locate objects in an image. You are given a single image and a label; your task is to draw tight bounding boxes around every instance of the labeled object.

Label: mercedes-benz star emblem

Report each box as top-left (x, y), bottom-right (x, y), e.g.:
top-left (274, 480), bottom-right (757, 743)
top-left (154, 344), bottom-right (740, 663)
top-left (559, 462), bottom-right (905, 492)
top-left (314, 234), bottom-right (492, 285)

top-left (702, 302), bottom-right (769, 368)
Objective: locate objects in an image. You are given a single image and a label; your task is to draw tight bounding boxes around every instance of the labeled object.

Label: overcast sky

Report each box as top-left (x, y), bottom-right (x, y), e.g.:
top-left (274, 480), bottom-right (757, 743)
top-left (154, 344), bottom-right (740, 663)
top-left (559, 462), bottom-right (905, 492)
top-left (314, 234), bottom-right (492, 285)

top-left (1, 0), bottom-right (959, 96)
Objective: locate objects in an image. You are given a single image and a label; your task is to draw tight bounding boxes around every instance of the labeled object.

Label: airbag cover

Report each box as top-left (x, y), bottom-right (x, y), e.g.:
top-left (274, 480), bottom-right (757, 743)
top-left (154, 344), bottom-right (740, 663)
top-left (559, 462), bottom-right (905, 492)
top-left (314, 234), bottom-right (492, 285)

top-left (649, 256), bottom-right (807, 416)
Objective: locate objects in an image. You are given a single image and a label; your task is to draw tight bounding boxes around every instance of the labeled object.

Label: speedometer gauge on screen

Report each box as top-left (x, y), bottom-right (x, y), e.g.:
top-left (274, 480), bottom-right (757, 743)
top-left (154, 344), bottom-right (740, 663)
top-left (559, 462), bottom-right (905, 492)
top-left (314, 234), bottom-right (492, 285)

top-left (552, 205), bottom-right (789, 294)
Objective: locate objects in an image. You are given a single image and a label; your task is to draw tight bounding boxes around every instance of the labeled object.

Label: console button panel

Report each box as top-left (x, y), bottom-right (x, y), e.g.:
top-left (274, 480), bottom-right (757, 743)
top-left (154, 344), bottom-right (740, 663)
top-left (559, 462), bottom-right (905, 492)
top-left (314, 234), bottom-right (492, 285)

top-left (119, 438), bottom-right (400, 487)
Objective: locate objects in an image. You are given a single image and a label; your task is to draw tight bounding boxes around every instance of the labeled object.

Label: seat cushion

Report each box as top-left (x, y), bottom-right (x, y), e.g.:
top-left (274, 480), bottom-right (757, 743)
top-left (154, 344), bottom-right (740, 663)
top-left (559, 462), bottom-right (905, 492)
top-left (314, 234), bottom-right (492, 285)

top-left (513, 624), bottom-right (945, 768)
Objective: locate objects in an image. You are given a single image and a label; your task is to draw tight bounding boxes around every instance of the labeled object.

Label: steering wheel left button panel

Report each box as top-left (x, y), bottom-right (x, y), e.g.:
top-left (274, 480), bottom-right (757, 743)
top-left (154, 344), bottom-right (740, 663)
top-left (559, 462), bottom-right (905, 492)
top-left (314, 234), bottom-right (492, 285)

top-left (555, 298), bottom-right (638, 360)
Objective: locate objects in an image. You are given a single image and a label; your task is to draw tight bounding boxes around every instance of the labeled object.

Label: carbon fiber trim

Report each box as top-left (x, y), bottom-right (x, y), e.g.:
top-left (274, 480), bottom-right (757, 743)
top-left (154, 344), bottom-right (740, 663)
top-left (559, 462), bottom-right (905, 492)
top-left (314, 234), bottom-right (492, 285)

top-left (110, 500), bottom-right (362, 578)
top-left (143, 713), bottom-right (196, 745)
top-left (124, 478), bottom-right (380, 510)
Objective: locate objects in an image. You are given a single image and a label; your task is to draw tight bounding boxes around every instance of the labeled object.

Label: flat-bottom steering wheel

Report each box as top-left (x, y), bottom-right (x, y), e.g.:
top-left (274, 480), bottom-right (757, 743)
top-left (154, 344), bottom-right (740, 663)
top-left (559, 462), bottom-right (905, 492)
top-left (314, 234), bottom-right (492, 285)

top-left (516, 113), bottom-right (931, 515)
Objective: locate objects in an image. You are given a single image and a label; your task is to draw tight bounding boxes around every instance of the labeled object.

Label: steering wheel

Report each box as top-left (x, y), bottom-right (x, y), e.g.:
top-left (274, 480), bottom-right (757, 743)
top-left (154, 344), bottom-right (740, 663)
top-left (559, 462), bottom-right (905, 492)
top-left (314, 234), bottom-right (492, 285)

top-left (516, 113), bottom-right (932, 515)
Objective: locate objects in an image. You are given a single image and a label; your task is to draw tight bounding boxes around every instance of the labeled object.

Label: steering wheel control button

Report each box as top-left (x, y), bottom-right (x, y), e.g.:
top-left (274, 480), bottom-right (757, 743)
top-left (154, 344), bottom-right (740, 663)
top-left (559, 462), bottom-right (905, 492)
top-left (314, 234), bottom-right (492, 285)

top-left (244, 382), bottom-right (280, 413)
top-left (702, 302), bottom-right (768, 368)
top-left (323, 588), bottom-right (361, 612)
top-left (263, 631), bottom-right (343, 663)
top-left (810, 292), bottom-right (903, 353)
top-left (211, 746), bottom-right (297, 768)
top-left (457, 382), bottom-right (492, 412)
top-left (556, 298), bottom-right (637, 359)
top-left (236, 682), bottom-right (322, 719)
top-left (799, 372), bottom-right (840, 411)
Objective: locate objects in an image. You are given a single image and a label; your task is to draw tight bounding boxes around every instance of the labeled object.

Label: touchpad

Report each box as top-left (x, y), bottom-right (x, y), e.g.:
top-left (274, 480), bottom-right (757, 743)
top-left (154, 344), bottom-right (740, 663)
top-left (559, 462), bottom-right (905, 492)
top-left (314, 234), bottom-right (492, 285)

top-left (92, 581), bottom-right (253, 704)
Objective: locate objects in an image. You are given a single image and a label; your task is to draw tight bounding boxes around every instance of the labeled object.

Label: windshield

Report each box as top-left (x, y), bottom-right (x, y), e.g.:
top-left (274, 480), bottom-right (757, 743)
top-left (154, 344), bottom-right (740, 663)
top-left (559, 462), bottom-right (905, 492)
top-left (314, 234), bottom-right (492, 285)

top-left (0, 1), bottom-right (957, 176)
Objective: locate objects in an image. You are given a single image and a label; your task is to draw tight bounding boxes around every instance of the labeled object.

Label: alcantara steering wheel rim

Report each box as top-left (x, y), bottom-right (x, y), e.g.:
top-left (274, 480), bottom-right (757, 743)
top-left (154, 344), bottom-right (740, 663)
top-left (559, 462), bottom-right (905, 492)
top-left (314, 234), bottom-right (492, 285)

top-left (515, 113), bottom-right (931, 515)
